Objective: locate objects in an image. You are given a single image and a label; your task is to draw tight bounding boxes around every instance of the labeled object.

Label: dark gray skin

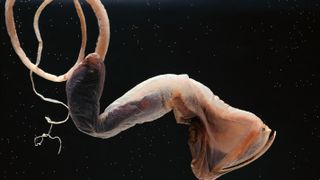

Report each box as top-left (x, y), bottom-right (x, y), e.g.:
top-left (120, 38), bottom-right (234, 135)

top-left (66, 53), bottom-right (106, 134)
top-left (66, 53), bottom-right (167, 137)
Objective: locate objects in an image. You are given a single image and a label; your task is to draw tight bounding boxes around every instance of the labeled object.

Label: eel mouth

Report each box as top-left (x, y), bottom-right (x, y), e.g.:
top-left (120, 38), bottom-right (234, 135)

top-left (220, 130), bottom-right (276, 173)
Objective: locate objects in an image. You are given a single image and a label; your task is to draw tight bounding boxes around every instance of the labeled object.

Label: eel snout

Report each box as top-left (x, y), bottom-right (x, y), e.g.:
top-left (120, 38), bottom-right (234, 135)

top-left (221, 127), bottom-right (276, 174)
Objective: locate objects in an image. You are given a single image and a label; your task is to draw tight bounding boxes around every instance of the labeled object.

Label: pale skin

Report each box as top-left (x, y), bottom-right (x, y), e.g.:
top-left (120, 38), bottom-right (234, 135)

top-left (5, 0), bottom-right (276, 179)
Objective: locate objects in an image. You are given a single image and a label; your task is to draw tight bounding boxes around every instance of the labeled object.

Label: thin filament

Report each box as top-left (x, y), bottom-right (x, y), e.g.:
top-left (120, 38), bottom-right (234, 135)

top-left (34, 124), bottom-right (62, 155)
top-left (5, 0), bottom-right (109, 81)
top-left (32, 0), bottom-right (69, 154)
top-left (31, 0), bottom-right (87, 153)
top-left (6, 0), bottom-right (75, 82)
top-left (5, 0), bottom-right (108, 153)
top-left (86, 0), bottom-right (110, 60)
top-left (32, 0), bottom-right (70, 124)
top-left (74, 0), bottom-right (87, 63)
